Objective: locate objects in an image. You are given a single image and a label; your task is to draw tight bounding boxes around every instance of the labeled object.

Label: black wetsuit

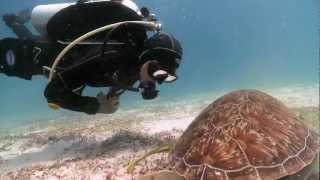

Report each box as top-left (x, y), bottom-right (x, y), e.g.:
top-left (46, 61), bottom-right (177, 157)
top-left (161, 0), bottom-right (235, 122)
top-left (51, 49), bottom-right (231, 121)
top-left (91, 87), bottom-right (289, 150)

top-left (44, 36), bottom-right (146, 114)
top-left (0, 1), bottom-right (148, 114)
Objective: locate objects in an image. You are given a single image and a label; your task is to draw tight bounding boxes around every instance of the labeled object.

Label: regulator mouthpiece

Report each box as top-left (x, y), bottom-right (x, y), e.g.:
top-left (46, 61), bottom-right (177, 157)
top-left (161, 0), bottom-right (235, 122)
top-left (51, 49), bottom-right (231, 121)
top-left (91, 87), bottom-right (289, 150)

top-left (153, 70), bottom-right (177, 83)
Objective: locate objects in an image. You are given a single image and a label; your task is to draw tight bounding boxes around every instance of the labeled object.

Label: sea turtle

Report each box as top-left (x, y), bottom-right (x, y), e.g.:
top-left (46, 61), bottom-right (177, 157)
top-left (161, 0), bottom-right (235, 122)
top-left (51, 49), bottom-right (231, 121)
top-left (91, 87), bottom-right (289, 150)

top-left (128, 90), bottom-right (320, 180)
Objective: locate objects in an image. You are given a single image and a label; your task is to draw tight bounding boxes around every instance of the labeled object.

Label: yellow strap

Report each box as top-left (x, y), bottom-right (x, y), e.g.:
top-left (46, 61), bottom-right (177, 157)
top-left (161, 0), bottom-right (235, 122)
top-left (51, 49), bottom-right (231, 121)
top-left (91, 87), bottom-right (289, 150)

top-left (48, 103), bottom-right (61, 110)
top-left (127, 143), bottom-right (173, 173)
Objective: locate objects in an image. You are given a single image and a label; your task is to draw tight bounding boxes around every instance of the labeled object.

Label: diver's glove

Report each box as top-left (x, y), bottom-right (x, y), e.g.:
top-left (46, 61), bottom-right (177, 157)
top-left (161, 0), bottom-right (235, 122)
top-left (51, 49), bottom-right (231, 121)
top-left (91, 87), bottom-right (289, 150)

top-left (96, 92), bottom-right (119, 114)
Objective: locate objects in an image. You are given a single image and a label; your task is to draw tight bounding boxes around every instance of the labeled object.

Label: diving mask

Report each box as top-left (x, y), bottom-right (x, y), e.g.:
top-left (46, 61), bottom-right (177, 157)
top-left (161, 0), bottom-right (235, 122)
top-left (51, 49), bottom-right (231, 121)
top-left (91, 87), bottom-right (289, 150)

top-left (140, 60), bottom-right (177, 84)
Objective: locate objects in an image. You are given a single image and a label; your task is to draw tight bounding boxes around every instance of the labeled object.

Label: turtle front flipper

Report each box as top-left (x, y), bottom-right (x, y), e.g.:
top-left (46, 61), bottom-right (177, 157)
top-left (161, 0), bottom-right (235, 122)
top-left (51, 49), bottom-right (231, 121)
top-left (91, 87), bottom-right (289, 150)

top-left (127, 143), bottom-right (174, 173)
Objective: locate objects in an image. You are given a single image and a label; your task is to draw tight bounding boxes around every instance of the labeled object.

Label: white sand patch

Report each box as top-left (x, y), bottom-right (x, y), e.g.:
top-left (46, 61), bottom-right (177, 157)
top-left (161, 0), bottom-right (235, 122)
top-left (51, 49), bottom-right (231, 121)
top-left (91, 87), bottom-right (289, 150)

top-left (142, 117), bottom-right (194, 134)
top-left (265, 85), bottom-right (319, 107)
top-left (1, 129), bottom-right (172, 179)
top-left (0, 140), bottom-right (73, 174)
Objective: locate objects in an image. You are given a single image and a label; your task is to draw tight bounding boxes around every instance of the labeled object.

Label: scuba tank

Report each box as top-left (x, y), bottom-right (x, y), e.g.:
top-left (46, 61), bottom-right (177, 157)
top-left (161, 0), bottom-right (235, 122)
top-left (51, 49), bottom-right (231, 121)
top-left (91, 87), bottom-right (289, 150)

top-left (31, 3), bottom-right (74, 36)
top-left (31, 0), bottom-right (142, 41)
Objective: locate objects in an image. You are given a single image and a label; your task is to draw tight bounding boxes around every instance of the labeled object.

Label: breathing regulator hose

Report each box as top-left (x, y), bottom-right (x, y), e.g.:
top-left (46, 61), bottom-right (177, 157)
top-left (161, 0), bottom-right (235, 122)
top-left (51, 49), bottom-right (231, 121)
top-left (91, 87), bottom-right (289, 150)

top-left (48, 21), bottom-right (161, 82)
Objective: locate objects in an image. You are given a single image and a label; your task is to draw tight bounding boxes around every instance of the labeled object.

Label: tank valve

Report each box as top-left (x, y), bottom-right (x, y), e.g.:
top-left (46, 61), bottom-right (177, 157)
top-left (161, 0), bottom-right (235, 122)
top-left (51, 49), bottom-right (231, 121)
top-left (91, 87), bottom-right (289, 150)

top-left (148, 13), bottom-right (157, 22)
top-left (155, 23), bottom-right (162, 32)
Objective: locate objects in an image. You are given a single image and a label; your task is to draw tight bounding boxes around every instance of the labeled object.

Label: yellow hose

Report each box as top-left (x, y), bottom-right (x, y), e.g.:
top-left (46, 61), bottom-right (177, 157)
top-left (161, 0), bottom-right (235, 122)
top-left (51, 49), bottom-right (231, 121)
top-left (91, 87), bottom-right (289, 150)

top-left (48, 21), bottom-right (159, 82)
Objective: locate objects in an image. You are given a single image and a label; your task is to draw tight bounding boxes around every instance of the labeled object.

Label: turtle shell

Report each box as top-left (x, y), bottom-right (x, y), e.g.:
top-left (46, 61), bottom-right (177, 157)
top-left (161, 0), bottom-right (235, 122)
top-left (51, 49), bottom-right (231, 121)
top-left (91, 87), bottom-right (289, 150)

top-left (169, 90), bottom-right (320, 180)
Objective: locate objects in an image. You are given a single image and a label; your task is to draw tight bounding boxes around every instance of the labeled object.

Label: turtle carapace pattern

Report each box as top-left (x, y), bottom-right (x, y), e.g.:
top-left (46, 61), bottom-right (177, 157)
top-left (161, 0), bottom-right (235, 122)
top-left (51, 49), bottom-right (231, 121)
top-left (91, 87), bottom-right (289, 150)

top-left (169, 90), bottom-right (320, 180)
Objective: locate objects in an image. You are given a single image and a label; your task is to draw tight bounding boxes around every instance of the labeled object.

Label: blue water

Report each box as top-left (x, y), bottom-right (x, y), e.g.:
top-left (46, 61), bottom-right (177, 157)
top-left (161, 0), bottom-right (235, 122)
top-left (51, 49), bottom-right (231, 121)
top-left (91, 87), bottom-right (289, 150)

top-left (0, 0), bottom-right (318, 130)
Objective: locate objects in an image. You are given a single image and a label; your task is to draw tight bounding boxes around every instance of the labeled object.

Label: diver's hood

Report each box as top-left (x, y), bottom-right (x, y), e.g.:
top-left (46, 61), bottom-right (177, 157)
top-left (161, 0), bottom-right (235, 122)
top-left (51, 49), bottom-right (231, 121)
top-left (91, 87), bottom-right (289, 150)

top-left (139, 33), bottom-right (183, 81)
top-left (140, 33), bottom-right (183, 64)
top-left (31, 0), bottom-right (142, 40)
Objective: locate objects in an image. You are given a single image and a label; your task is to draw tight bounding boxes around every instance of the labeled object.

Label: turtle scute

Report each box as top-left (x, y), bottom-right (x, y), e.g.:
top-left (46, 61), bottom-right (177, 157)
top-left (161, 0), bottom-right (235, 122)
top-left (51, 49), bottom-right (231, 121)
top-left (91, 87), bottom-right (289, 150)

top-left (169, 90), bottom-right (320, 180)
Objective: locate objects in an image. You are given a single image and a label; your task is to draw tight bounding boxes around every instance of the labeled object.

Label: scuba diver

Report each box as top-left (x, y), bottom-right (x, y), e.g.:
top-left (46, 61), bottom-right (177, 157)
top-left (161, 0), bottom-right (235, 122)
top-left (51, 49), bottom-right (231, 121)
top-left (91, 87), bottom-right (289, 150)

top-left (0, 0), bottom-right (183, 114)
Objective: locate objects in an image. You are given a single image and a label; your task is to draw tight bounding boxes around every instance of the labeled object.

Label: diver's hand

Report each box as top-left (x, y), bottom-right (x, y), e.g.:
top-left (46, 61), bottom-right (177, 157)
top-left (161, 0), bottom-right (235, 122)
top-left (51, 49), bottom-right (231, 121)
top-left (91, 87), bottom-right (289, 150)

top-left (96, 92), bottom-right (119, 114)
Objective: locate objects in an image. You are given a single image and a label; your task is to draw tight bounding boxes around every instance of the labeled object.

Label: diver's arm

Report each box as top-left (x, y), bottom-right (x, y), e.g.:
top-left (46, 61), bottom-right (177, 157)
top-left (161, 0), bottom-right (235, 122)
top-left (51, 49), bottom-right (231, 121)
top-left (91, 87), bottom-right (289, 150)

top-left (44, 54), bottom-right (125, 114)
top-left (44, 54), bottom-right (104, 114)
top-left (45, 77), bottom-right (121, 114)
top-left (44, 77), bottom-right (100, 114)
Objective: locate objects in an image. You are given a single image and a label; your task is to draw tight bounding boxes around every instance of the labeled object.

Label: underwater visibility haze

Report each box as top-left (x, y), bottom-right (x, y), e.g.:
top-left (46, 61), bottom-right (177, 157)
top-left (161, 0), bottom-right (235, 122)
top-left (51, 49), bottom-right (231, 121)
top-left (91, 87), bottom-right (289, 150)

top-left (0, 0), bottom-right (318, 179)
top-left (0, 0), bottom-right (318, 128)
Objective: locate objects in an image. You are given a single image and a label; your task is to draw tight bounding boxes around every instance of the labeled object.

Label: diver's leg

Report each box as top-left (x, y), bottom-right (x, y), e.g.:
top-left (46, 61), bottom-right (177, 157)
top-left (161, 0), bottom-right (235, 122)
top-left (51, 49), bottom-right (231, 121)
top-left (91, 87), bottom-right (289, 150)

top-left (3, 13), bottom-right (35, 39)
top-left (0, 38), bottom-right (35, 80)
top-left (44, 55), bottom-right (103, 114)
top-left (0, 37), bottom-right (62, 79)
top-left (8, 22), bottom-right (34, 39)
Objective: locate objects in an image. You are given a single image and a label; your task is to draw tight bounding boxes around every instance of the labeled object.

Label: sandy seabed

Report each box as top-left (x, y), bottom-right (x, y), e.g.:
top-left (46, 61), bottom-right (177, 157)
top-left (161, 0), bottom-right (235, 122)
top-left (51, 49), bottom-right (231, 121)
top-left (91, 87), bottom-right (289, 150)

top-left (0, 101), bottom-right (199, 180)
top-left (0, 86), bottom-right (319, 179)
